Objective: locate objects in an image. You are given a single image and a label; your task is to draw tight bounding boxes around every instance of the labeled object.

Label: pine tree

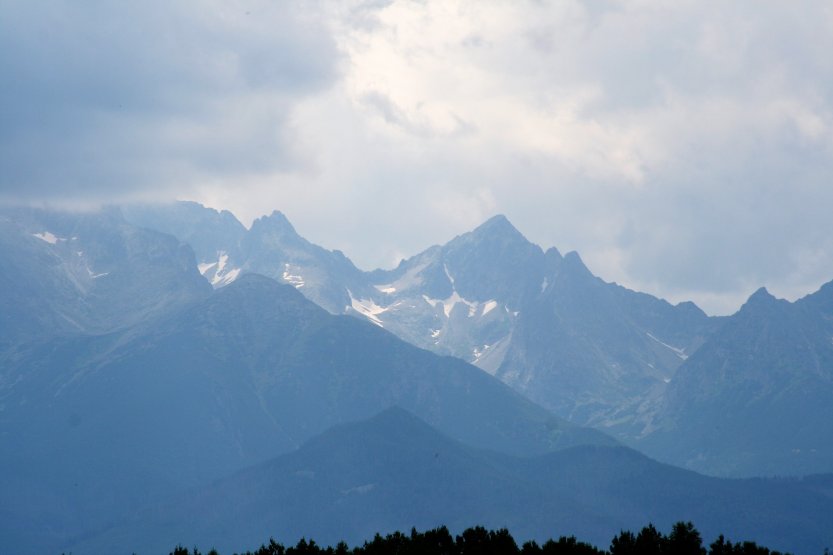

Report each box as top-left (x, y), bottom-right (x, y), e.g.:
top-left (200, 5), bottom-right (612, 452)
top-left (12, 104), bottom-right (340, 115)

top-left (667, 521), bottom-right (705, 555)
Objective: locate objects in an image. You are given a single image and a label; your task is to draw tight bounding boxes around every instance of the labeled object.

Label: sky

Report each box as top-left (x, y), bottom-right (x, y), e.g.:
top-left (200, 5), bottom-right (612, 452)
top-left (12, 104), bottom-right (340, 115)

top-left (2, 0), bottom-right (832, 315)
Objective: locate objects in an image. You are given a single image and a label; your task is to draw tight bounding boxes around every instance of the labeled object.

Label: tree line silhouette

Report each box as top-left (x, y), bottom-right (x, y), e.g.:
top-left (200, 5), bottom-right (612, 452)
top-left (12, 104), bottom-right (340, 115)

top-left (168, 521), bottom-right (796, 555)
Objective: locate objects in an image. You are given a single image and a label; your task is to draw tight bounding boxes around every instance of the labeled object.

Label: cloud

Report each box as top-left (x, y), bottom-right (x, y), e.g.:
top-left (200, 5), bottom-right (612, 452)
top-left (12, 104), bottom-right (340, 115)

top-left (2, 0), bottom-right (833, 314)
top-left (270, 0), bottom-right (833, 315)
top-left (0, 0), bottom-right (338, 202)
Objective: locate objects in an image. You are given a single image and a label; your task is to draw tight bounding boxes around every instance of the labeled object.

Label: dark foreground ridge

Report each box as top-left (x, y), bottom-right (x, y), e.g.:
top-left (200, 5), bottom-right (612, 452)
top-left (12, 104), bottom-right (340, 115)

top-left (165, 522), bottom-right (794, 555)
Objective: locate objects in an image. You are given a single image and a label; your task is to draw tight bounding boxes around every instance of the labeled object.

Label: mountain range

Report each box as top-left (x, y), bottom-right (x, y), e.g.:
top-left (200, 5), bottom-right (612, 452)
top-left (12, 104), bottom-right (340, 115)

top-left (122, 204), bottom-right (711, 428)
top-left (641, 283), bottom-right (833, 477)
top-left (2, 203), bottom-right (832, 554)
top-left (0, 206), bottom-right (210, 351)
top-left (123, 201), bottom-right (833, 478)
top-left (0, 208), bottom-right (608, 554)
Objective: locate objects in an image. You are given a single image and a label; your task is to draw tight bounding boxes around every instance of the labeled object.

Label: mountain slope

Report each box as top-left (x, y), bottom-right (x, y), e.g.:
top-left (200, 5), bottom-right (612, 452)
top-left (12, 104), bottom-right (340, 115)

top-left (123, 202), bottom-right (374, 312)
top-left (496, 251), bottom-right (714, 429)
top-left (0, 206), bottom-right (210, 349)
top-left (120, 203), bottom-right (716, 419)
top-left (639, 284), bottom-right (833, 477)
top-left (240, 211), bottom-right (374, 313)
top-left (121, 200), bottom-right (248, 287)
top-left (119, 202), bottom-right (833, 478)
top-left (72, 408), bottom-right (833, 555)
top-left (361, 215), bottom-right (552, 362)
top-left (0, 273), bottom-right (610, 555)
top-left (363, 216), bottom-right (713, 432)
top-left (124, 202), bottom-right (713, 434)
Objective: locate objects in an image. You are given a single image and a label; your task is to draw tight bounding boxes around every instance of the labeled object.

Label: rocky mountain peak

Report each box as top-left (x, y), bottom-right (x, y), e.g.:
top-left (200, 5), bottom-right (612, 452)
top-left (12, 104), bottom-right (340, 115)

top-left (465, 214), bottom-right (528, 246)
top-left (250, 210), bottom-right (298, 237)
top-left (738, 286), bottom-right (785, 315)
top-left (562, 250), bottom-right (593, 278)
top-left (798, 279), bottom-right (833, 318)
top-left (544, 246), bottom-right (563, 260)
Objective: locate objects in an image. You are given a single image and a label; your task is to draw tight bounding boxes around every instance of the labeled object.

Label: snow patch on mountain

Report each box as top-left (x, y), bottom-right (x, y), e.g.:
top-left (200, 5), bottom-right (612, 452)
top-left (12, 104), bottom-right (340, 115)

top-left (443, 263), bottom-right (455, 286)
top-left (216, 268), bottom-right (241, 286)
top-left (282, 263), bottom-right (305, 288)
top-left (211, 253), bottom-right (241, 286)
top-left (217, 253), bottom-right (229, 272)
top-left (198, 262), bottom-right (216, 275)
top-left (87, 268), bottom-right (109, 279)
top-left (424, 292), bottom-right (478, 318)
top-left (347, 289), bottom-right (386, 327)
top-left (198, 251), bottom-right (242, 287)
top-left (473, 334), bottom-right (512, 376)
top-left (646, 332), bottom-right (688, 360)
top-left (374, 260), bottom-right (430, 294)
top-left (33, 231), bottom-right (62, 244)
top-left (422, 295), bottom-right (440, 309)
top-left (472, 344), bottom-right (492, 359)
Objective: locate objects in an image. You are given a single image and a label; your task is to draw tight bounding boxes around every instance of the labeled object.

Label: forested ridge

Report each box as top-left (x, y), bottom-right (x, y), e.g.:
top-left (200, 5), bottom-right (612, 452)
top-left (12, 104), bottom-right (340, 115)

top-left (165, 522), bottom-right (797, 555)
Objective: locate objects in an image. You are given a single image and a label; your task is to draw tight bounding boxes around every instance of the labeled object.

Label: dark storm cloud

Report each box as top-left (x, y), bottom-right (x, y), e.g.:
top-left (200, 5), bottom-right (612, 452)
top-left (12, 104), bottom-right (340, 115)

top-left (0, 0), bottom-right (337, 201)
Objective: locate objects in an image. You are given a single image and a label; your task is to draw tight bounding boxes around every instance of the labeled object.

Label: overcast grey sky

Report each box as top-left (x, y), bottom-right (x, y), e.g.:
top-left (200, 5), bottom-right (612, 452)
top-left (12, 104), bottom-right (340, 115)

top-left (2, 0), bottom-right (832, 315)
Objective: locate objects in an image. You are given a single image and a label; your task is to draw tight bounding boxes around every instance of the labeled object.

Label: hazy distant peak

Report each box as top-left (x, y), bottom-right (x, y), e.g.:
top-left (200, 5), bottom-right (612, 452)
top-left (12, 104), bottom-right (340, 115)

top-left (748, 286), bottom-right (775, 302)
top-left (298, 405), bottom-right (466, 456)
top-left (122, 200), bottom-right (247, 233)
top-left (469, 214), bottom-right (525, 241)
top-left (360, 405), bottom-right (430, 431)
top-left (737, 286), bottom-right (787, 315)
top-left (250, 210), bottom-right (298, 236)
top-left (481, 213), bottom-right (512, 227)
top-left (173, 199), bottom-right (210, 212)
top-left (798, 278), bottom-right (833, 315)
top-left (674, 300), bottom-right (708, 317)
top-left (217, 208), bottom-right (244, 224)
top-left (175, 201), bottom-right (244, 229)
top-left (544, 246), bottom-right (563, 260)
top-left (562, 250), bottom-right (591, 276)
top-left (444, 214), bottom-right (538, 264)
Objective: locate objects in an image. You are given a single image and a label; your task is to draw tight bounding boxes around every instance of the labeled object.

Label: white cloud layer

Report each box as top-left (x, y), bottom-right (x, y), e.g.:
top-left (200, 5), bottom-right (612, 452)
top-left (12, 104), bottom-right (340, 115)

top-left (2, 0), bottom-right (833, 314)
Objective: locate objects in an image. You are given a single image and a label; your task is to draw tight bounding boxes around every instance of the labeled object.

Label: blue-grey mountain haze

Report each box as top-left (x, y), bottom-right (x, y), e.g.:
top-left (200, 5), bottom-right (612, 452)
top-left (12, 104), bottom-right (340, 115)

top-left (118, 201), bottom-right (833, 478)
top-left (2, 205), bottom-right (832, 554)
